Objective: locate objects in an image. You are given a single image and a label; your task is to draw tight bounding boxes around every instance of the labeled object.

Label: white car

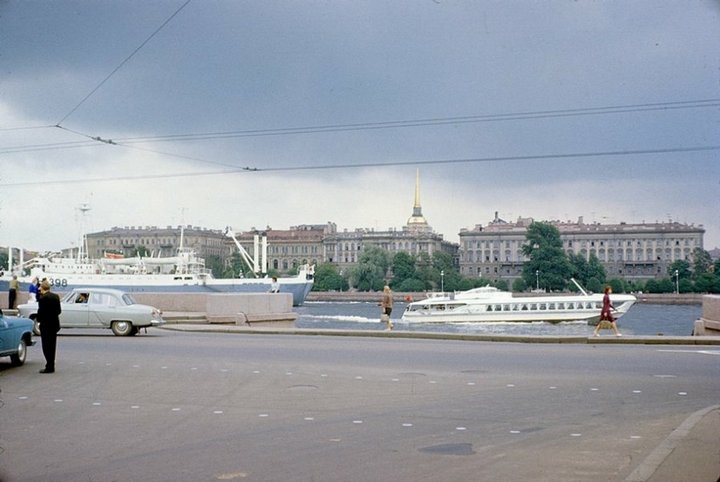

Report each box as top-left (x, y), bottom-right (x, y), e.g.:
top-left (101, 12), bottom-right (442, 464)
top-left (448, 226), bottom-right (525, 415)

top-left (17, 288), bottom-right (165, 336)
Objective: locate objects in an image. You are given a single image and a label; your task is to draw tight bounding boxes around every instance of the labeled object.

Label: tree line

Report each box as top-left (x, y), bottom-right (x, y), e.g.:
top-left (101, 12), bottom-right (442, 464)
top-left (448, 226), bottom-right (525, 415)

top-left (312, 222), bottom-right (720, 294)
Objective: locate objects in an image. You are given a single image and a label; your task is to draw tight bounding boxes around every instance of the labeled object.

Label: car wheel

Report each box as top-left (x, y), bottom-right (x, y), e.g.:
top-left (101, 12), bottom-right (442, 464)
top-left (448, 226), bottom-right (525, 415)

top-left (111, 320), bottom-right (134, 336)
top-left (10, 339), bottom-right (27, 366)
top-left (32, 318), bottom-right (41, 336)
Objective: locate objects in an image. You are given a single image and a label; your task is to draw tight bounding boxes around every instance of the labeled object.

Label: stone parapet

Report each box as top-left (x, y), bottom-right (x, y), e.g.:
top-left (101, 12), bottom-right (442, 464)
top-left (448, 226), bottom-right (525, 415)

top-left (131, 292), bottom-right (295, 326)
top-left (693, 295), bottom-right (720, 336)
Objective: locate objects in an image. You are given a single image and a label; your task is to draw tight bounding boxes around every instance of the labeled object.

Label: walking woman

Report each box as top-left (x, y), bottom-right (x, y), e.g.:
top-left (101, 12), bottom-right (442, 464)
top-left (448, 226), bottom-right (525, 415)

top-left (593, 285), bottom-right (622, 337)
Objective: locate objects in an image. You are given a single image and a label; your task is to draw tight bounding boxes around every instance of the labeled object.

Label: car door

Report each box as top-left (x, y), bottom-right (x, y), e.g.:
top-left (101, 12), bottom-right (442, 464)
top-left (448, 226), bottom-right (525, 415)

top-left (61, 291), bottom-right (90, 327)
top-left (0, 316), bottom-right (9, 354)
top-left (88, 292), bottom-right (117, 327)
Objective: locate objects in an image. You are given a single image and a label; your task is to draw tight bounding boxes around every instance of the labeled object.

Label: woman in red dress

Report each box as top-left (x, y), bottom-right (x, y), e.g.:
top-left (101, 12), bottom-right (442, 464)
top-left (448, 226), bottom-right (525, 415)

top-left (593, 285), bottom-right (622, 337)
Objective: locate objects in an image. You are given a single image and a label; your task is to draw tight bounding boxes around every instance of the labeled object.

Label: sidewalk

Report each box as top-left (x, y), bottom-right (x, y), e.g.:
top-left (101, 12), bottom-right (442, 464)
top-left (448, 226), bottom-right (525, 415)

top-left (626, 405), bottom-right (720, 482)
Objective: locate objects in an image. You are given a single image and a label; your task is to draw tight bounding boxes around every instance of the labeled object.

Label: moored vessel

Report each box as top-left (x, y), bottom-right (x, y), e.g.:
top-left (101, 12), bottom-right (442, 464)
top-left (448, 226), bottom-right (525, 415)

top-left (401, 284), bottom-right (636, 324)
top-left (2, 228), bottom-right (314, 306)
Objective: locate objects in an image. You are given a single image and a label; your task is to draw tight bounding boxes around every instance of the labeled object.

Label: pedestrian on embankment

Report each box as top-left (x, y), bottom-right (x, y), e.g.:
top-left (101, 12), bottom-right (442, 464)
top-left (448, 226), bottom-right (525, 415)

top-left (8, 275), bottom-right (19, 309)
top-left (380, 285), bottom-right (394, 330)
top-left (593, 285), bottom-right (622, 337)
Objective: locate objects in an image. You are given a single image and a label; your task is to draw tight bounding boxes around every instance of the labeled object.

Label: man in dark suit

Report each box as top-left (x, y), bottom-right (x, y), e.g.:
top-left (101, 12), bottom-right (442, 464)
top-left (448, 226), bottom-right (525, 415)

top-left (37, 279), bottom-right (61, 374)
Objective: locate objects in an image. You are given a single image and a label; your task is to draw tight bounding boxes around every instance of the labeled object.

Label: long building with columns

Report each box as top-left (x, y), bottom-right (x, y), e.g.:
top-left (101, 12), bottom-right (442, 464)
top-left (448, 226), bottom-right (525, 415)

top-left (459, 213), bottom-right (705, 282)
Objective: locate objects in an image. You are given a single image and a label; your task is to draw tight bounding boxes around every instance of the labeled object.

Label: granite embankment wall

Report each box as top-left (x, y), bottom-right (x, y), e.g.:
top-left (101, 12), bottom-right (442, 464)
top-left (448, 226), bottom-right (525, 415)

top-left (1, 291), bottom-right (296, 326)
top-left (694, 295), bottom-right (720, 335)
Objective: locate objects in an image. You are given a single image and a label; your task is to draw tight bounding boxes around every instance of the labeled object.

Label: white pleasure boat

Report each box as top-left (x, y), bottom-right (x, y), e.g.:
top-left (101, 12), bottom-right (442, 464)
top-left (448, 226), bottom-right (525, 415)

top-left (401, 283), bottom-right (636, 324)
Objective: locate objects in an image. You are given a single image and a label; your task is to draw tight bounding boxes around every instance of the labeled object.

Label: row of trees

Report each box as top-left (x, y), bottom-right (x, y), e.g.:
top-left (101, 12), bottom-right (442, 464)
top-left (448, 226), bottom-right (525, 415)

top-left (312, 222), bottom-right (720, 294)
top-left (313, 246), bottom-right (490, 293)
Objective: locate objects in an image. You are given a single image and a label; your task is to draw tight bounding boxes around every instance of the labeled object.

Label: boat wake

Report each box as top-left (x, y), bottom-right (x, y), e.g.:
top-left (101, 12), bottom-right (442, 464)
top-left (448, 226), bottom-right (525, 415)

top-left (305, 314), bottom-right (379, 323)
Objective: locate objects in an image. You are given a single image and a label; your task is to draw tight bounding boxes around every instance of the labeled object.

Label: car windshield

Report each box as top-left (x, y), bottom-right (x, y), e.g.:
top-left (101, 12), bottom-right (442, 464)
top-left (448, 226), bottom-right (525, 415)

top-left (61, 292), bottom-right (76, 303)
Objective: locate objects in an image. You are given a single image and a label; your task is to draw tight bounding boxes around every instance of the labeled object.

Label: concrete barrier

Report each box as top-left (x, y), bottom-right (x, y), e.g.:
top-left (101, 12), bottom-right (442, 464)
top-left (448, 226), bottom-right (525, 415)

top-left (694, 295), bottom-right (720, 336)
top-left (1, 290), bottom-right (296, 327)
top-left (131, 292), bottom-right (296, 326)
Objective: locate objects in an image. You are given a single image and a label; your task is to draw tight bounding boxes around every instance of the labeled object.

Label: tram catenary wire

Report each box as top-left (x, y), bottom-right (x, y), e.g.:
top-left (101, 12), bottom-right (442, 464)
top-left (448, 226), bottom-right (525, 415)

top-left (1, 144), bottom-right (718, 187)
top-left (2, 97), bottom-right (719, 156)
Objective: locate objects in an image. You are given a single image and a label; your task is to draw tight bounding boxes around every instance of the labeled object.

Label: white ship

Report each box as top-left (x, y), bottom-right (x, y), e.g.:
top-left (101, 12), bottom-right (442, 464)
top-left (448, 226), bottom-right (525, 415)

top-left (401, 282), bottom-right (636, 324)
top-left (2, 228), bottom-right (314, 306)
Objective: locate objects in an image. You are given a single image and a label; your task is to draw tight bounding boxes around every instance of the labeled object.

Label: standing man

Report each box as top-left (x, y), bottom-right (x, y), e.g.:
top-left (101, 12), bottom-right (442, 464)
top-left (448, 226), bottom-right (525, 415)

top-left (8, 275), bottom-right (19, 309)
top-left (380, 285), bottom-right (394, 331)
top-left (37, 279), bottom-right (61, 373)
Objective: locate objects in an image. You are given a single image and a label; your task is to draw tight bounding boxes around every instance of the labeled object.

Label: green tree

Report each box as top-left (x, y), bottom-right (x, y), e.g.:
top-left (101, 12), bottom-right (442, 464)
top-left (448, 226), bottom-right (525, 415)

top-left (413, 252), bottom-right (435, 290)
top-left (668, 260), bottom-right (691, 280)
top-left (568, 253), bottom-right (606, 290)
top-left (692, 248), bottom-right (713, 277)
top-left (396, 277), bottom-right (425, 292)
top-left (493, 279), bottom-right (509, 291)
top-left (521, 222), bottom-right (572, 291)
top-left (607, 278), bottom-right (626, 294)
top-left (0, 251), bottom-right (7, 271)
top-left (512, 278), bottom-right (528, 292)
top-left (694, 273), bottom-right (717, 293)
top-left (132, 245), bottom-right (149, 257)
top-left (431, 251), bottom-right (464, 291)
top-left (205, 255), bottom-right (224, 278)
top-left (391, 252), bottom-right (416, 287)
top-left (350, 246), bottom-right (390, 291)
top-left (313, 263), bottom-right (349, 291)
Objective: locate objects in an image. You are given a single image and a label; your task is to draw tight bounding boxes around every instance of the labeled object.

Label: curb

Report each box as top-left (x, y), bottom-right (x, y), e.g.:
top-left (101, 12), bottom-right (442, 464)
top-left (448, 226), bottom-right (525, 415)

top-left (158, 324), bottom-right (720, 345)
top-left (624, 405), bottom-right (720, 482)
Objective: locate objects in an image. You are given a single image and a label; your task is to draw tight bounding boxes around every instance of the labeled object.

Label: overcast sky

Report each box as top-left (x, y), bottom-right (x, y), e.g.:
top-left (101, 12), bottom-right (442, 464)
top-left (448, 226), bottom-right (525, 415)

top-left (1, 0), bottom-right (719, 252)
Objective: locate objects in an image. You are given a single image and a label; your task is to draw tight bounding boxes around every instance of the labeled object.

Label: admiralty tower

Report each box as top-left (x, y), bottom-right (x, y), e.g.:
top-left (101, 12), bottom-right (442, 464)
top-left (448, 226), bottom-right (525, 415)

top-left (322, 169), bottom-right (457, 271)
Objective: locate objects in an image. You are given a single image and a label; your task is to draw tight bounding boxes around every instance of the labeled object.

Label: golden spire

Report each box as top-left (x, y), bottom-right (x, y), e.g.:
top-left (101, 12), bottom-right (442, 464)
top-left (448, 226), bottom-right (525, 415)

top-left (414, 168), bottom-right (421, 209)
top-left (407, 168), bottom-right (429, 231)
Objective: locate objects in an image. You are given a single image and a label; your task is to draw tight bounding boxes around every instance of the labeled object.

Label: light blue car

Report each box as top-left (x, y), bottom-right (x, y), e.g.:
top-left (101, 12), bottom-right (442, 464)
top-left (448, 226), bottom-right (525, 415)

top-left (0, 310), bottom-right (34, 366)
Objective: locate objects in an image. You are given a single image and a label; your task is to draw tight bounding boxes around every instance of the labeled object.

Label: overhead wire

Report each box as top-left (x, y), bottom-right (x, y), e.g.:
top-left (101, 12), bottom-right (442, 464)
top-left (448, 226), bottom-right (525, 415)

top-left (111, 98), bottom-right (720, 144)
top-left (54, 0), bottom-right (193, 126)
top-left (1, 144), bottom-right (718, 187)
top-left (3, 98), bottom-right (719, 158)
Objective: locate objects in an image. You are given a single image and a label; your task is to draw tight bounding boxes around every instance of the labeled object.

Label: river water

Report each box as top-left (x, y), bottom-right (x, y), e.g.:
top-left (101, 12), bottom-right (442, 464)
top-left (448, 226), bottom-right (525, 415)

top-left (295, 301), bottom-right (701, 337)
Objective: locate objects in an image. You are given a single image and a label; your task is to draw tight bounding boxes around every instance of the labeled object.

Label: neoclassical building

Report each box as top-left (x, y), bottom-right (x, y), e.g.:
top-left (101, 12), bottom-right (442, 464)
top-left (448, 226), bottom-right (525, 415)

top-left (459, 213), bottom-right (705, 282)
top-left (85, 225), bottom-right (230, 260)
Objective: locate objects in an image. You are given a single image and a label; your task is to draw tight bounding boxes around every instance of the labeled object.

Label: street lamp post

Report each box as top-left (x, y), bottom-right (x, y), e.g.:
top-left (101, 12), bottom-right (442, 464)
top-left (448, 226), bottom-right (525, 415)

top-left (441, 270), bottom-right (445, 293)
top-left (535, 270), bottom-right (539, 291)
top-left (674, 269), bottom-right (679, 294)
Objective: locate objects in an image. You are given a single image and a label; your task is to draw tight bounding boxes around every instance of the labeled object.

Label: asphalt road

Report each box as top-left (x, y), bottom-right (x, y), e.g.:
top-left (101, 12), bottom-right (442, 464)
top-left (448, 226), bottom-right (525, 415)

top-left (1, 330), bottom-right (718, 482)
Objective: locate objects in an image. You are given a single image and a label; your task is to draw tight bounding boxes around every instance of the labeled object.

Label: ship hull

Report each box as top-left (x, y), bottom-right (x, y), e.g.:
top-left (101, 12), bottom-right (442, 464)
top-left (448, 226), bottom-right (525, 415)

top-left (1, 276), bottom-right (313, 306)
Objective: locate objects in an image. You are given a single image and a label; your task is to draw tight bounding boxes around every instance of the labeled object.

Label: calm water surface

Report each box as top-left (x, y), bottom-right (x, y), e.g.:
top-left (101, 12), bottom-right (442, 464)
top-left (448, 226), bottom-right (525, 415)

top-left (295, 301), bottom-right (700, 337)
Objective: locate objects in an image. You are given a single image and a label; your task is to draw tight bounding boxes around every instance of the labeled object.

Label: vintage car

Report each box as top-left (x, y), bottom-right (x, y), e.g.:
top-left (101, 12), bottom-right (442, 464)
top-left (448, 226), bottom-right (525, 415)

top-left (17, 288), bottom-right (165, 336)
top-left (0, 310), bottom-right (34, 366)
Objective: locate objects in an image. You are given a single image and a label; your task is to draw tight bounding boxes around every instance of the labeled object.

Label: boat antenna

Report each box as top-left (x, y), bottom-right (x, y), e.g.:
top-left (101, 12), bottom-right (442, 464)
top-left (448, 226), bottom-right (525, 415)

top-left (570, 278), bottom-right (589, 296)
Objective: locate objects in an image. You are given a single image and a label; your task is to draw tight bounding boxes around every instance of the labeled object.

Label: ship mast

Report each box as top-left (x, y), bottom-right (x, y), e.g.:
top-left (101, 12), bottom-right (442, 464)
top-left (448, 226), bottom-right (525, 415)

top-left (77, 202), bottom-right (91, 262)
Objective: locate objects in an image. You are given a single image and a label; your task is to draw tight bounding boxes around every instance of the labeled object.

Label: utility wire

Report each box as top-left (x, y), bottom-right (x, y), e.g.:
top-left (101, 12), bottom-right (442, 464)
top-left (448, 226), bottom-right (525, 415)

top-left (4, 97), bottom-right (719, 156)
top-left (1, 144), bottom-right (718, 187)
top-left (0, 124), bottom-right (56, 132)
top-left (55, 0), bottom-right (192, 125)
top-left (112, 98), bottom-right (720, 144)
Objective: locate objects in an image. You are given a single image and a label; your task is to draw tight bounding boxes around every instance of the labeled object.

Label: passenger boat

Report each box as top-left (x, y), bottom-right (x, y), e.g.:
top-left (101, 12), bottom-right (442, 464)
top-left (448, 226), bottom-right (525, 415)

top-left (1, 230), bottom-right (314, 306)
top-left (401, 283), bottom-right (636, 324)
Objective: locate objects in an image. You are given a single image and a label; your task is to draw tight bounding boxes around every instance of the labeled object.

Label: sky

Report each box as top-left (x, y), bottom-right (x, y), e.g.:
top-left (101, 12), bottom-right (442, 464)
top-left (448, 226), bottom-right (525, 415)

top-left (1, 0), bottom-right (719, 253)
